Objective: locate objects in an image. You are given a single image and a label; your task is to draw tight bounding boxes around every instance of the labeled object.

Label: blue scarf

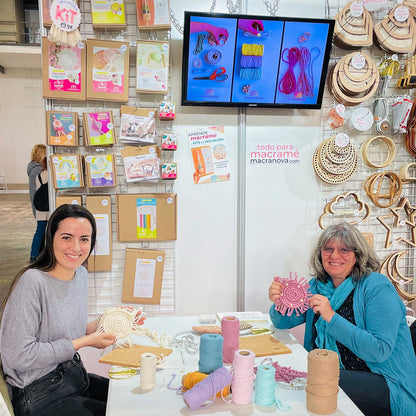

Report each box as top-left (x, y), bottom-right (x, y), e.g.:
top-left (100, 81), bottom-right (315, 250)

top-left (314, 277), bottom-right (356, 369)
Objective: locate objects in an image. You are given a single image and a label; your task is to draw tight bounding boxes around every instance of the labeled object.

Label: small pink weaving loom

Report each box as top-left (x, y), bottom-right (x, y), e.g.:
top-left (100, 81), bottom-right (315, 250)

top-left (274, 272), bottom-right (311, 316)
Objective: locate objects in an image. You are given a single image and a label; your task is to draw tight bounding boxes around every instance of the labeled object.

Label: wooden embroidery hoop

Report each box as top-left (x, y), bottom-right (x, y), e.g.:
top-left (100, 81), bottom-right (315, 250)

top-left (333, 1), bottom-right (373, 49)
top-left (364, 171), bottom-right (402, 208)
top-left (361, 135), bottom-right (397, 168)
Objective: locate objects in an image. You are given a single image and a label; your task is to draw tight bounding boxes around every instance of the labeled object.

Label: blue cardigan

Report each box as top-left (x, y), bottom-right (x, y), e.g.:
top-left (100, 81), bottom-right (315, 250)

top-left (270, 272), bottom-right (416, 416)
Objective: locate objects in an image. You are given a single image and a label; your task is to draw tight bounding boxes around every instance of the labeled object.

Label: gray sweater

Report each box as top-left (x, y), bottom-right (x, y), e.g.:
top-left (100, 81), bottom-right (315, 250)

top-left (0, 267), bottom-right (88, 388)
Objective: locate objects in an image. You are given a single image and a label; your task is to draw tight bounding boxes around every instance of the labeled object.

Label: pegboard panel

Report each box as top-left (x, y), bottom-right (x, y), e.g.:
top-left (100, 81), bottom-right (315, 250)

top-left (44, 0), bottom-right (176, 317)
top-left (320, 0), bottom-right (416, 307)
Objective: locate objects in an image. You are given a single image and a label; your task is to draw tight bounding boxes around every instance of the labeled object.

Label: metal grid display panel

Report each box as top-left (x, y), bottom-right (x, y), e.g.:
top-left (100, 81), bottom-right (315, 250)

top-left (44, 0), bottom-right (176, 317)
top-left (322, 0), bottom-right (416, 305)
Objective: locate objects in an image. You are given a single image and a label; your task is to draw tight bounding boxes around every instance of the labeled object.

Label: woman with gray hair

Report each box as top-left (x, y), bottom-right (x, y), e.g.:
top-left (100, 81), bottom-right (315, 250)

top-left (269, 222), bottom-right (416, 416)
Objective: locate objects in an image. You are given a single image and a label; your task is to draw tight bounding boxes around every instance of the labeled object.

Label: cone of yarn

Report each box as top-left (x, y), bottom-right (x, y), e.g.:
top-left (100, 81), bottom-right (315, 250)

top-left (183, 366), bottom-right (232, 411)
top-left (254, 365), bottom-right (277, 407)
top-left (231, 349), bottom-right (256, 405)
top-left (182, 371), bottom-right (230, 397)
top-left (306, 349), bottom-right (340, 415)
top-left (221, 316), bottom-right (240, 364)
top-left (140, 353), bottom-right (157, 390)
top-left (198, 333), bottom-right (224, 374)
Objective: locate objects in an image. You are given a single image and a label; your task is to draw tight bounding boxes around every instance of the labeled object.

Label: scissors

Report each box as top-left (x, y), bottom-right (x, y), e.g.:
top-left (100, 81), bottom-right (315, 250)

top-left (193, 67), bottom-right (228, 82)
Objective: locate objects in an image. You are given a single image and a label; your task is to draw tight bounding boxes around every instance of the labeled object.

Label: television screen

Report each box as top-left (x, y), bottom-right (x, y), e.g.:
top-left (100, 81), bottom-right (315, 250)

top-left (181, 11), bottom-right (335, 109)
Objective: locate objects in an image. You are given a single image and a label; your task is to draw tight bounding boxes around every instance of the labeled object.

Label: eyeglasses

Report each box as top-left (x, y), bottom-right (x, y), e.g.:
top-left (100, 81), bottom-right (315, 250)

top-left (321, 247), bottom-right (354, 256)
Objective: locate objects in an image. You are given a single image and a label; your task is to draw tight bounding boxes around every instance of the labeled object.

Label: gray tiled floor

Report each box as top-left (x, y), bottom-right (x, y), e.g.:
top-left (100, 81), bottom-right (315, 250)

top-left (0, 193), bottom-right (35, 303)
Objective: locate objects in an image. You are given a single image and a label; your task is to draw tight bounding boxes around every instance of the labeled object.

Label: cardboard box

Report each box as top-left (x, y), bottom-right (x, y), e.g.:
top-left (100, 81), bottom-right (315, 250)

top-left (55, 194), bottom-right (82, 208)
top-left (86, 39), bottom-right (129, 102)
top-left (50, 153), bottom-right (84, 190)
top-left (116, 193), bottom-right (177, 241)
top-left (82, 111), bottom-right (116, 146)
top-left (42, 37), bottom-right (86, 101)
top-left (136, 40), bottom-right (169, 94)
top-left (86, 195), bottom-right (113, 272)
top-left (84, 154), bottom-right (117, 187)
top-left (46, 111), bottom-right (79, 146)
top-left (121, 145), bottom-right (161, 183)
top-left (122, 248), bottom-right (166, 304)
top-left (91, 0), bottom-right (127, 30)
top-left (136, 0), bottom-right (171, 31)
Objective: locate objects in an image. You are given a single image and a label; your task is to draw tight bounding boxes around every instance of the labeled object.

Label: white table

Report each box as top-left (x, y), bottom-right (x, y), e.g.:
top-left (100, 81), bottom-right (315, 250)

top-left (106, 315), bottom-right (364, 416)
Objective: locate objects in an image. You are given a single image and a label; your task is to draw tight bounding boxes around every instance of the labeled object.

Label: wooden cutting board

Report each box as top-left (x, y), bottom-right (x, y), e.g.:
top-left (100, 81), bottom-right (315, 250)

top-left (238, 334), bottom-right (292, 357)
top-left (99, 345), bottom-right (173, 368)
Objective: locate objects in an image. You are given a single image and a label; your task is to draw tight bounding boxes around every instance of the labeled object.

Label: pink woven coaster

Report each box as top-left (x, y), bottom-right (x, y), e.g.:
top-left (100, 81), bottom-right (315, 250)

top-left (274, 272), bottom-right (311, 316)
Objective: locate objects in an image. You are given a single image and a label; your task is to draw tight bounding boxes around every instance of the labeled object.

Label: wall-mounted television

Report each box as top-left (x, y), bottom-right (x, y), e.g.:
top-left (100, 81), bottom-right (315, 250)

top-left (181, 11), bottom-right (335, 109)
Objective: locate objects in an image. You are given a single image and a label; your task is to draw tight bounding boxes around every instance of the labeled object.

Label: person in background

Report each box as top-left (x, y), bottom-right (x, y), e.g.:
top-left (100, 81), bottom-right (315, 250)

top-left (268, 222), bottom-right (416, 416)
top-left (30, 156), bottom-right (49, 263)
top-left (0, 204), bottom-right (116, 416)
top-left (27, 144), bottom-right (46, 262)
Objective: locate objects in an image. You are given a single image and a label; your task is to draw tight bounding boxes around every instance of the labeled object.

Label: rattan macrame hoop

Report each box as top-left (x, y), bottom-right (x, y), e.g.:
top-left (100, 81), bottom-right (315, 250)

top-left (333, 1), bottom-right (373, 49)
top-left (374, 4), bottom-right (416, 54)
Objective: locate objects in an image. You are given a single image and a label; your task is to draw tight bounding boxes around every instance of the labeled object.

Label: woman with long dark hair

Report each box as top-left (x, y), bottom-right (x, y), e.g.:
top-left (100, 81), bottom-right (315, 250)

top-left (0, 204), bottom-right (116, 416)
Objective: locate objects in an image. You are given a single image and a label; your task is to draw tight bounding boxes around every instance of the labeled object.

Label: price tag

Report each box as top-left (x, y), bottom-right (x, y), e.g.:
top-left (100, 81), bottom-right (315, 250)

top-left (50, 0), bottom-right (81, 32)
top-left (350, 1), bottom-right (364, 17)
top-left (351, 53), bottom-right (366, 70)
top-left (335, 133), bottom-right (350, 147)
top-left (394, 5), bottom-right (409, 22)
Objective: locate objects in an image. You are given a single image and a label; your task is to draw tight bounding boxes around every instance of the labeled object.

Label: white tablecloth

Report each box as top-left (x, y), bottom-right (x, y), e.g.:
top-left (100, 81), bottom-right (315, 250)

top-left (106, 315), bottom-right (364, 416)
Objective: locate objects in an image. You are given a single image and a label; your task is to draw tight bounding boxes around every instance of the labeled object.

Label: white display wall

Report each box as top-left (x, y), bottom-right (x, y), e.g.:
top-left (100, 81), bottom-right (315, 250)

top-left (34, 0), bottom-right (416, 319)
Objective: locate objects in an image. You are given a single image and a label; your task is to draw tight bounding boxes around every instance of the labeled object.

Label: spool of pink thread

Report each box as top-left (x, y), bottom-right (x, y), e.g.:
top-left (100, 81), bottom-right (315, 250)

top-left (221, 316), bottom-right (240, 364)
top-left (231, 349), bottom-right (256, 405)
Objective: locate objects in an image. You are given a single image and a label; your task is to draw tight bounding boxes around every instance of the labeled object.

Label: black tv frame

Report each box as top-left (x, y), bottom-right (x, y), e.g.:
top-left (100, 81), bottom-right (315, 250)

top-left (181, 11), bottom-right (335, 109)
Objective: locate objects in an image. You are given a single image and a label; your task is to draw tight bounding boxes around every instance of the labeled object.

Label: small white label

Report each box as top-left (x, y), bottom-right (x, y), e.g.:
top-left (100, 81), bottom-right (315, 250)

top-left (149, 111), bottom-right (155, 117)
top-left (157, 256), bottom-right (163, 262)
top-left (69, 124), bottom-right (76, 132)
top-left (162, 43), bottom-right (169, 50)
top-left (336, 104), bottom-right (345, 115)
top-left (106, 132), bottom-right (112, 138)
top-left (85, 156), bottom-right (93, 163)
top-left (53, 157), bottom-right (59, 164)
top-left (67, 134), bottom-right (72, 140)
top-left (71, 199), bottom-right (79, 205)
top-left (400, 220), bottom-right (406, 226)
top-left (351, 53), bottom-right (366, 70)
top-left (167, 197), bottom-right (173, 204)
top-left (149, 147), bottom-right (155, 153)
top-left (107, 123), bottom-right (114, 130)
top-left (120, 44), bottom-right (128, 52)
top-left (102, 199), bottom-right (109, 206)
top-left (335, 133), bottom-right (350, 147)
top-left (394, 5), bottom-right (409, 22)
top-left (350, 1), bottom-right (364, 17)
top-left (50, 0), bottom-right (81, 32)
top-left (354, 209), bottom-right (360, 216)
top-left (78, 42), bottom-right (84, 49)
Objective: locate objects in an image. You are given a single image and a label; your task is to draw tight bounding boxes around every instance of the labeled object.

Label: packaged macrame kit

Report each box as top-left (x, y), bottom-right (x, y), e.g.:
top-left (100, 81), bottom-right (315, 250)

top-left (42, 37), bottom-right (86, 101)
top-left (91, 0), bottom-right (127, 30)
top-left (122, 248), bottom-right (166, 304)
top-left (121, 145), bottom-right (161, 183)
top-left (82, 111), bottom-right (116, 146)
top-left (136, 0), bottom-right (171, 31)
top-left (46, 111), bottom-right (79, 146)
top-left (50, 153), bottom-right (84, 189)
top-left (116, 193), bottom-right (177, 241)
top-left (86, 39), bottom-right (130, 102)
top-left (86, 195), bottom-right (113, 272)
top-left (119, 106), bottom-right (156, 144)
top-left (84, 154), bottom-right (117, 187)
top-left (136, 40), bottom-right (170, 94)
top-left (161, 132), bottom-right (178, 150)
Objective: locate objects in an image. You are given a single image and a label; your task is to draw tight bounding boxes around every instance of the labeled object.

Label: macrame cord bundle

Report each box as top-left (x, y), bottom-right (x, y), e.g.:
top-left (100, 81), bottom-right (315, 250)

top-left (274, 272), bottom-right (311, 316)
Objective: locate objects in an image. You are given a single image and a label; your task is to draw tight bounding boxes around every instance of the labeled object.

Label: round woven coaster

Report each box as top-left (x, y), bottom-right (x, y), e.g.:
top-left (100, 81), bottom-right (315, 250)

top-left (320, 140), bottom-right (356, 174)
top-left (313, 143), bottom-right (358, 184)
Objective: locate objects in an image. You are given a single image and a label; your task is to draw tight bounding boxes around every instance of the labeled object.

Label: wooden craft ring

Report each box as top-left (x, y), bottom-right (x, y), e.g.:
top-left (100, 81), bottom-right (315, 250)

top-left (399, 163), bottom-right (416, 182)
top-left (361, 135), bottom-right (396, 168)
top-left (364, 171), bottom-right (402, 208)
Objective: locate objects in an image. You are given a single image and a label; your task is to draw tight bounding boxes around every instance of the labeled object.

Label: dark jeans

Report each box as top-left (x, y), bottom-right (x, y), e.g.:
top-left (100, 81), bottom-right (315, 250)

top-left (11, 353), bottom-right (108, 416)
top-left (339, 370), bottom-right (391, 416)
top-left (30, 220), bottom-right (47, 259)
